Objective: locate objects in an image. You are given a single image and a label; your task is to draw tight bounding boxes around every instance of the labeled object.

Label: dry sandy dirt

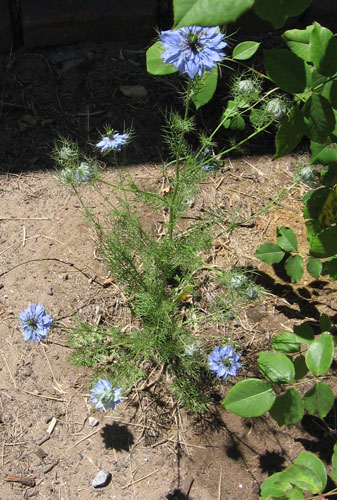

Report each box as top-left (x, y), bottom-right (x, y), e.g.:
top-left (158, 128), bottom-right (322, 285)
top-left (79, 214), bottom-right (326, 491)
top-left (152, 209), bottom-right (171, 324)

top-left (1, 42), bottom-right (337, 500)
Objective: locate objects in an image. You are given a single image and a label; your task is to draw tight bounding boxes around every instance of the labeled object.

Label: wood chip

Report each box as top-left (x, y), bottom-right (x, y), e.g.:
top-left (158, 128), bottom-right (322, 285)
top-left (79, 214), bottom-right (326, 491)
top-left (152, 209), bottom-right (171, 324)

top-left (47, 416), bottom-right (57, 435)
top-left (43, 459), bottom-right (59, 474)
top-left (34, 447), bottom-right (48, 461)
top-left (4, 475), bottom-right (36, 487)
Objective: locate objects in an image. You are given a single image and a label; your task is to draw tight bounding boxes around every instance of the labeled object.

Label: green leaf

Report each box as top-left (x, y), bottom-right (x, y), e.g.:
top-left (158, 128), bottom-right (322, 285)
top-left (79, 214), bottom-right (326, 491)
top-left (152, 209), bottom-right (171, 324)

top-left (293, 324), bottom-right (314, 344)
top-left (269, 389), bottom-right (304, 426)
top-left (322, 257), bottom-right (337, 279)
top-left (320, 165), bottom-right (337, 187)
top-left (321, 80), bottom-right (337, 109)
top-left (258, 352), bottom-right (295, 383)
top-left (283, 0), bottom-right (313, 17)
top-left (305, 332), bottom-right (334, 376)
top-left (274, 105), bottom-right (305, 158)
top-left (146, 41), bottom-right (178, 76)
top-left (271, 332), bottom-right (301, 353)
top-left (254, 243), bottom-right (285, 264)
top-left (307, 257), bottom-right (322, 279)
top-left (191, 66), bottom-right (218, 110)
top-left (319, 313), bottom-right (331, 332)
top-left (302, 93), bottom-right (335, 142)
top-left (264, 48), bottom-right (308, 94)
top-left (260, 472), bottom-right (293, 498)
top-left (222, 379), bottom-right (276, 417)
top-left (294, 452), bottom-right (326, 492)
top-left (232, 41), bottom-right (260, 60)
top-left (331, 442), bottom-right (337, 483)
top-left (311, 142), bottom-right (337, 166)
top-left (305, 220), bottom-right (324, 246)
top-left (310, 226), bottom-right (337, 257)
top-left (293, 355), bottom-right (309, 379)
top-left (317, 185), bottom-right (337, 228)
top-left (282, 488), bottom-right (305, 500)
top-left (254, 0), bottom-right (285, 28)
top-left (249, 108), bottom-right (265, 127)
top-left (304, 382), bottom-right (334, 418)
top-left (173, 0), bottom-right (254, 27)
top-left (310, 22), bottom-right (337, 77)
top-left (277, 226), bottom-right (298, 252)
top-left (303, 186), bottom-right (331, 220)
top-left (284, 255), bottom-right (304, 283)
top-left (229, 115), bottom-right (245, 130)
top-left (282, 26), bottom-right (313, 62)
top-left (282, 463), bottom-right (322, 494)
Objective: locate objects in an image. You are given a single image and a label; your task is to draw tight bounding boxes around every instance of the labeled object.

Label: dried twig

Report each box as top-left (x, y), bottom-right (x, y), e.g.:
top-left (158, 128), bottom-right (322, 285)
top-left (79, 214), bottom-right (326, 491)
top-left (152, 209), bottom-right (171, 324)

top-left (121, 468), bottom-right (160, 490)
top-left (4, 475), bottom-right (36, 487)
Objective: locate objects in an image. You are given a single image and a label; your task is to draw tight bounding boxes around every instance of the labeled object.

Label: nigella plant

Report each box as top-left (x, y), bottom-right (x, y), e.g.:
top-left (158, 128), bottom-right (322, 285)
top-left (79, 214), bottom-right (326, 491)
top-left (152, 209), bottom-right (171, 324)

top-left (90, 379), bottom-right (123, 412)
top-left (208, 345), bottom-right (242, 379)
top-left (159, 26), bottom-right (227, 79)
top-left (19, 302), bottom-right (53, 342)
top-left (96, 130), bottom-right (130, 153)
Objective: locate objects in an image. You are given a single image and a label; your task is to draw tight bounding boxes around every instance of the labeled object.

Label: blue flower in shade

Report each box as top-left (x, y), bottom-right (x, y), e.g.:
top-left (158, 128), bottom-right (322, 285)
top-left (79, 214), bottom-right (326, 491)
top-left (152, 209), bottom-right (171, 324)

top-left (195, 148), bottom-right (219, 172)
top-left (19, 302), bottom-right (52, 342)
top-left (90, 379), bottom-right (123, 412)
top-left (159, 26), bottom-right (227, 79)
top-left (96, 133), bottom-right (129, 153)
top-left (208, 345), bottom-right (241, 379)
top-left (74, 162), bottom-right (94, 182)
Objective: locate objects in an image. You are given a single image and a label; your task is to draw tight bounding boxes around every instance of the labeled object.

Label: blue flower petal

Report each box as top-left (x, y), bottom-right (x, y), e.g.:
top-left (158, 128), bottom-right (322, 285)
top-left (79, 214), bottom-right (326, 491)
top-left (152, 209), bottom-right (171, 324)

top-left (160, 26), bottom-right (226, 79)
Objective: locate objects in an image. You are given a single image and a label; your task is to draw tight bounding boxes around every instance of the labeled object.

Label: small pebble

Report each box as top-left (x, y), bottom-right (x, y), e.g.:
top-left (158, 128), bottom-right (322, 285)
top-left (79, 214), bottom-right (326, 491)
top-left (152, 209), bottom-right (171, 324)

top-left (88, 417), bottom-right (99, 427)
top-left (92, 470), bottom-right (111, 488)
top-left (47, 288), bottom-right (53, 296)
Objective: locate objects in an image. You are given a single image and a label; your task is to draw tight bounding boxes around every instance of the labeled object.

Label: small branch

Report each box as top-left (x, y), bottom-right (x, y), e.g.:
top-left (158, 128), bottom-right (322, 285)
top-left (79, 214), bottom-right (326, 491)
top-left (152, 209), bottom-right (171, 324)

top-left (4, 475), bottom-right (35, 487)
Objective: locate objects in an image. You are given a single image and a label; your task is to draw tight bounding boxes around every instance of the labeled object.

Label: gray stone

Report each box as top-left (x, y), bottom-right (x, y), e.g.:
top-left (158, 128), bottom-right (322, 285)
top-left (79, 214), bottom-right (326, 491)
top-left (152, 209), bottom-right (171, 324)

top-left (92, 470), bottom-right (111, 488)
top-left (88, 416), bottom-right (99, 427)
top-left (22, 0), bottom-right (156, 49)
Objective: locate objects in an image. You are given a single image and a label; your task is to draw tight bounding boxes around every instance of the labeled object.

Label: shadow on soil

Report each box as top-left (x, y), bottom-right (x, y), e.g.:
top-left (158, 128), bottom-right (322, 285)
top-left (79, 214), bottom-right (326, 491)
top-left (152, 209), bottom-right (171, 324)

top-left (101, 422), bottom-right (134, 451)
top-left (253, 269), bottom-right (335, 322)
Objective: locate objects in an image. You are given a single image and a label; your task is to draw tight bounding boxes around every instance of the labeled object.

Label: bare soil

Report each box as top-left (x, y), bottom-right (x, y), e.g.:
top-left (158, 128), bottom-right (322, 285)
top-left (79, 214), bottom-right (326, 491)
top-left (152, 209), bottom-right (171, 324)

top-left (1, 43), bottom-right (337, 500)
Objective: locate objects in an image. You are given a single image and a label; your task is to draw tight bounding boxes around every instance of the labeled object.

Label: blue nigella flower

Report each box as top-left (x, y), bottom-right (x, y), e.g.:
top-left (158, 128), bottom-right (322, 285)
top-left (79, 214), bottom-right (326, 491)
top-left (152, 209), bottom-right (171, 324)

top-left (208, 345), bottom-right (241, 379)
top-left (195, 148), bottom-right (219, 172)
top-left (96, 133), bottom-right (129, 153)
top-left (74, 162), bottom-right (94, 182)
top-left (90, 379), bottom-right (123, 412)
top-left (159, 26), bottom-right (227, 79)
top-left (19, 302), bottom-right (52, 342)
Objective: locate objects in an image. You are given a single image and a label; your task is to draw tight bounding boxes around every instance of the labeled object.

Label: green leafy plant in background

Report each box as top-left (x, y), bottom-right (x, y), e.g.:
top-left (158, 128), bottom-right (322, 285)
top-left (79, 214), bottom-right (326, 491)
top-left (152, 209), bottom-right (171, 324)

top-left (260, 448), bottom-right (337, 499)
top-left (223, 313), bottom-right (336, 498)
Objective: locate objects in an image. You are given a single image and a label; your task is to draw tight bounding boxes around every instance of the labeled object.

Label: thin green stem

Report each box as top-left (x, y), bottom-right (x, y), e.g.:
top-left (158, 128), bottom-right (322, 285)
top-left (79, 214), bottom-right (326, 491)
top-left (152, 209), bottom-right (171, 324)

top-left (219, 119), bottom-right (274, 158)
top-left (92, 184), bottom-right (115, 209)
top-left (168, 79), bottom-right (193, 240)
top-left (212, 179), bottom-right (299, 238)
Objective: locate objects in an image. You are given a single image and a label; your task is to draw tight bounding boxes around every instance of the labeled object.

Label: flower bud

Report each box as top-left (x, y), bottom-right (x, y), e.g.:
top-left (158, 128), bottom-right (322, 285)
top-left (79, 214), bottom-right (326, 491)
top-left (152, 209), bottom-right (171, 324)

top-left (266, 98), bottom-right (287, 120)
top-left (237, 79), bottom-right (255, 95)
top-left (300, 166), bottom-right (315, 182)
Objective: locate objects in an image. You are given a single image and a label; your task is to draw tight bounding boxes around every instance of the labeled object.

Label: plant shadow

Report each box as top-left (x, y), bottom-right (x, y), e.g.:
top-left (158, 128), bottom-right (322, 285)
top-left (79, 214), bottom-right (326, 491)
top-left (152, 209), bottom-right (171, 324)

top-left (252, 269), bottom-right (328, 321)
top-left (101, 423), bottom-right (134, 451)
top-left (296, 411), bottom-right (337, 464)
top-left (258, 450), bottom-right (286, 475)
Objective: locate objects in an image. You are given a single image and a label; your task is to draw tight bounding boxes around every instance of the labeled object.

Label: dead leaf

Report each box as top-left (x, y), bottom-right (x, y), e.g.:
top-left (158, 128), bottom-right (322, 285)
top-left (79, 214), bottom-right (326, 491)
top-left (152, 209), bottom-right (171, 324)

top-left (179, 293), bottom-right (193, 304)
top-left (119, 85), bottom-right (147, 98)
top-left (161, 185), bottom-right (172, 196)
top-left (102, 277), bottom-right (114, 288)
